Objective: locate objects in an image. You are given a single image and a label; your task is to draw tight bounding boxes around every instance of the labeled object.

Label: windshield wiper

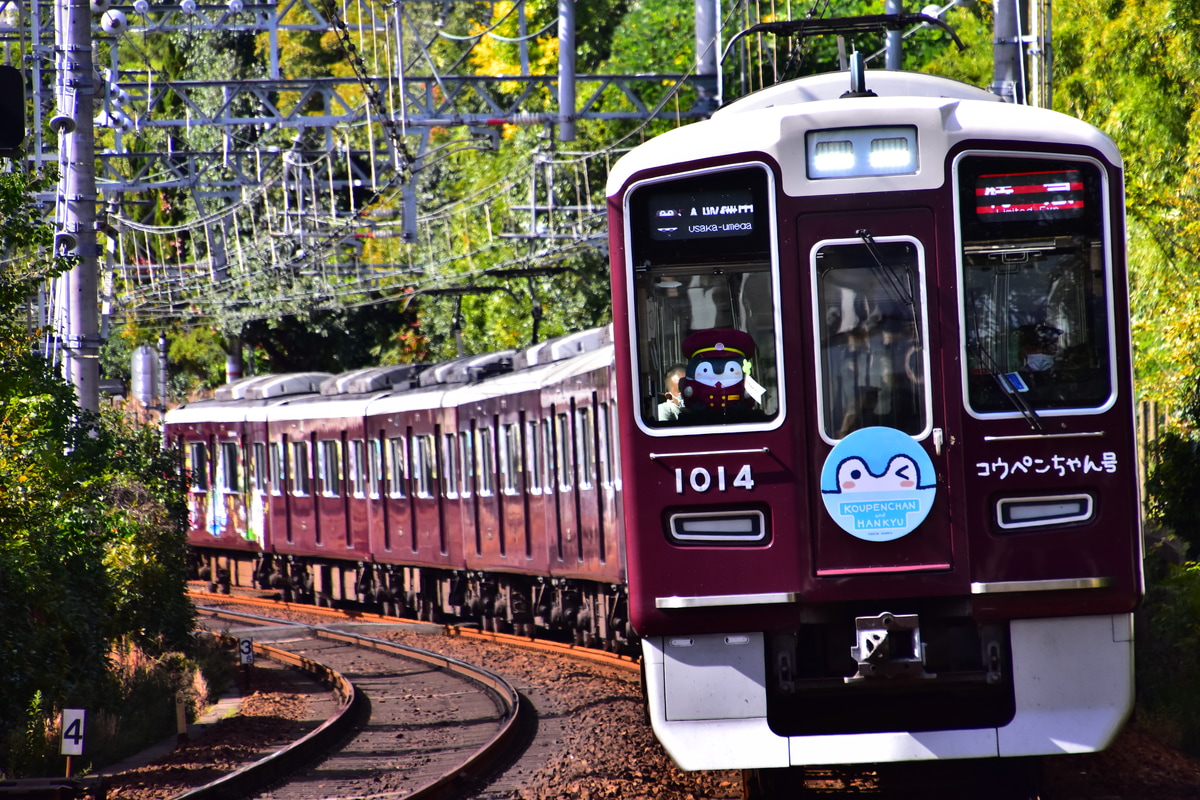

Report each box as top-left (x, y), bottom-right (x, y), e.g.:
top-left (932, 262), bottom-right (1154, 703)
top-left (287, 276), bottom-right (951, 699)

top-left (857, 229), bottom-right (915, 306)
top-left (968, 305), bottom-right (1045, 434)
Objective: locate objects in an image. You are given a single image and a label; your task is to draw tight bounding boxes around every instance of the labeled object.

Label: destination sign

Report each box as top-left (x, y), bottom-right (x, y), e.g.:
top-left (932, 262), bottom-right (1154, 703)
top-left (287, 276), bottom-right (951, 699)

top-left (975, 169), bottom-right (1086, 222)
top-left (648, 188), bottom-right (757, 241)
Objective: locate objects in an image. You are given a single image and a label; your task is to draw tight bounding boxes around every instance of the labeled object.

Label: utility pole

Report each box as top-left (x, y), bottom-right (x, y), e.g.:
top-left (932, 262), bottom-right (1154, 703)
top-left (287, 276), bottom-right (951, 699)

top-left (695, 0), bottom-right (721, 109)
top-left (885, 0), bottom-right (903, 69)
top-left (558, 0), bottom-right (576, 141)
top-left (56, 0), bottom-right (100, 413)
top-left (992, 0), bottom-right (1024, 103)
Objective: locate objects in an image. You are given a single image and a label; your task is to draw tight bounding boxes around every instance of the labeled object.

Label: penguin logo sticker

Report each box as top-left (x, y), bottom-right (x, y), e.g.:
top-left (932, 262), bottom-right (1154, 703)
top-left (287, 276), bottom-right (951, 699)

top-left (820, 426), bottom-right (937, 542)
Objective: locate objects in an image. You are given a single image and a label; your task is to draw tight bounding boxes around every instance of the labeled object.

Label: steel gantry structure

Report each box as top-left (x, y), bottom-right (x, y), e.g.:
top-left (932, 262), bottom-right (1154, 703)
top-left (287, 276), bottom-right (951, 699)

top-left (11, 0), bottom-right (723, 406)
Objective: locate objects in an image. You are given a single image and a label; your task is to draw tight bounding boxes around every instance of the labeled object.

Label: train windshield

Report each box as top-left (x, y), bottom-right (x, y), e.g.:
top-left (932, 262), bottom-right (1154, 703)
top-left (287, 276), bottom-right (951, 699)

top-left (957, 155), bottom-right (1113, 414)
top-left (814, 237), bottom-right (929, 439)
top-left (625, 165), bottom-right (780, 429)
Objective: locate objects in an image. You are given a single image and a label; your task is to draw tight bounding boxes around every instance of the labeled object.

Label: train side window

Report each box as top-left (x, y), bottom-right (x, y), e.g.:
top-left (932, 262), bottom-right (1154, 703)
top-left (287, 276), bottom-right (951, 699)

top-left (500, 423), bottom-right (521, 495)
top-left (609, 398), bottom-right (623, 491)
top-left (251, 442), bottom-right (267, 493)
top-left (413, 434), bottom-right (435, 499)
top-left (625, 164), bottom-right (781, 431)
top-left (291, 441), bottom-right (311, 496)
top-left (218, 441), bottom-right (240, 494)
top-left (460, 432), bottom-right (474, 498)
top-left (543, 419), bottom-right (556, 493)
top-left (956, 155), bottom-right (1113, 414)
top-left (576, 406), bottom-right (595, 490)
top-left (188, 441), bottom-right (209, 493)
top-left (318, 439), bottom-right (341, 497)
top-left (443, 433), bottom-right (459, 499)
top-left (350, 439), bottom-right (367, 498)
top-left (557, 413), bottom-right (573, 491)
top-left (369, 439), bottom-right (383, 499)
top-left (269, 442), bottom-right (286, 496)
top-left (388, 437), bottom-right (407, 498)
top-left (477, 426), bottom-right (496, 497)
top-left (526, 420), bottom-right (543, 494)
top-left (813, 237), bottom-right (930, 439)
top-left (598, 403), bottom-right (612, 488)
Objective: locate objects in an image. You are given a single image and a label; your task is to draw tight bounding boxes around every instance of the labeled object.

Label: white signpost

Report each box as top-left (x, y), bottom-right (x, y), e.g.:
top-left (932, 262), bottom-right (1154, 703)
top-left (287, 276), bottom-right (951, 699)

top-left (60, 709), bottom-right (85, 756)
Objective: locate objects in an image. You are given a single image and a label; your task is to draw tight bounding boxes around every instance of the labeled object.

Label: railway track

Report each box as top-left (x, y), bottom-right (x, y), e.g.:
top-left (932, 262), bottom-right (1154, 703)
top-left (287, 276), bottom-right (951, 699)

top-left (189, 604), bottom-right (528, 800)
top-left (190, 590), bottom-right (641, 675)
top-left (159, 592), bottom-right (1157, 800)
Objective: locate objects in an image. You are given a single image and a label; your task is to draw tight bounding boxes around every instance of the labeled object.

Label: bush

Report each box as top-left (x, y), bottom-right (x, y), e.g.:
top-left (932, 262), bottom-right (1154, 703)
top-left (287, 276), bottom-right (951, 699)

top-left (1136, 549), bottom-right (1200, 753)
top-left (0, 637), bottom-right (234, 777)
top-left (1145, 432), bottom-right (1200, 557)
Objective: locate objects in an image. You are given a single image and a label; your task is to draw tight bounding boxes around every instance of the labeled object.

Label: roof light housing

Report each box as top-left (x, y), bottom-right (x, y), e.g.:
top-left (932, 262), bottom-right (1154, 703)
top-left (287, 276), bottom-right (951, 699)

top-left (807, 126), bottom-right (919, 179)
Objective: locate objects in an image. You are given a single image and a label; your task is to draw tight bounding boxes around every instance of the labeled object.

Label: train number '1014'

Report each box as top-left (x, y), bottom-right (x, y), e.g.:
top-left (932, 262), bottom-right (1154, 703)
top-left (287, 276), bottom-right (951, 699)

top-left (675, 465), bottom-right (755, 494)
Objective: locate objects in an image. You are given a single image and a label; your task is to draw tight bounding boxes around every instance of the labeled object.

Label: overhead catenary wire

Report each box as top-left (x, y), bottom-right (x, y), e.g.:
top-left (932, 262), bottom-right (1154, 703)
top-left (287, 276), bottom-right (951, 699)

top-left (96, 0), bottom-right (796, 328)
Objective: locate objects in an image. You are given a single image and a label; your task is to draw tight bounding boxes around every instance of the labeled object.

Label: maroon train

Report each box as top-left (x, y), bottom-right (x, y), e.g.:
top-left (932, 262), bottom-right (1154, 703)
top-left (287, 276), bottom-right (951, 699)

top-left (606, 66), bottom-right (1142, 785)
top-left (165, 328), bottom-right (631, 648)
top-left (168, 65), bottom-right (1143, 789)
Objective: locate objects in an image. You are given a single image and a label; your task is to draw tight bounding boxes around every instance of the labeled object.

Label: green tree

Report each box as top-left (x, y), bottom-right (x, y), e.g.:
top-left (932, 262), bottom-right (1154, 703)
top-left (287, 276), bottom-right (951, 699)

top-left (0, 166), bottom-right (193, 774)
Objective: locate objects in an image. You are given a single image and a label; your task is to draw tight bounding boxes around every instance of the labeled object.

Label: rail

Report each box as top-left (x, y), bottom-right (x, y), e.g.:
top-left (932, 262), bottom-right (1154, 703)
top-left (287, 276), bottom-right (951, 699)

top-left (183, 604), bottom-right (530, 799)
top-left (189, 590), bottom-right (640, 673)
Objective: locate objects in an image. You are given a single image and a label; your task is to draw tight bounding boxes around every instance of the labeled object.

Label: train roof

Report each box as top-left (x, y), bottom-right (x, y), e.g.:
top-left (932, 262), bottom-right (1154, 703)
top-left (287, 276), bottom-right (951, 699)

top-left (445, 343), bottom-right (614, 407)
top-left (712, 69), bottom-right (1000, 114)
top-left (319, 363), bottom-right (427, 396)
top-left (163, 395), bottom-right (285, 425)
top-left (163, 326), bottom-right (613, 427)
top-left (605, 68), bottom-right (1122, 198)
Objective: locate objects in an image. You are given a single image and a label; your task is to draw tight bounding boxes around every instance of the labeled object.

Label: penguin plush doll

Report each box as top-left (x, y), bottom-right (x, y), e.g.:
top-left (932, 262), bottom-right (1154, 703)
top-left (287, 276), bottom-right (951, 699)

top-left (679, 328), bottom-right (757, 414)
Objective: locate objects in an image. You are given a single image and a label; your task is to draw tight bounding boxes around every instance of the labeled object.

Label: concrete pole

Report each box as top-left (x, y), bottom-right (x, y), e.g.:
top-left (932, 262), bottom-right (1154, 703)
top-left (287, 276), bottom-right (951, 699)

top-left (885, 0), bottom-right (903, 70)
top-left (695, 0), bottom-right (720, 110)
top-left (557, 0), bottom-right (575, 141)
top-left (992, 0), bottom-right (1023, 103)
top-left (158, 331), bottom-right (168, 414)
top-left (57, 0), bottom-right (100, 413)
top-left (226, 335), bottom-right (243, 383)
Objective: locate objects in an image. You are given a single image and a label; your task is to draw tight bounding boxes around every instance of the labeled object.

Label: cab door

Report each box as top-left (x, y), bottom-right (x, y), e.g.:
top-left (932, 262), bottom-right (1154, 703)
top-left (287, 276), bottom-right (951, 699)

top-left (799, 208), bottom-right (963, 587)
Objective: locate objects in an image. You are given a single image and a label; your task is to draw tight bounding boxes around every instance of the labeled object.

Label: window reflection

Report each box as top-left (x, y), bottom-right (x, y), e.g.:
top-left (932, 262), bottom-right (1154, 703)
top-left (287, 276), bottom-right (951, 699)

top-left (963, 242), bottom-right (1110, 411)
top-left (815, 240), bottom-right (928, 439)
top-left (957, 155), bottom-right (1112, 413)
top-left (635, 266), bottom-right (779, 427)
top-left (627, 165), bottom-right (779, 430)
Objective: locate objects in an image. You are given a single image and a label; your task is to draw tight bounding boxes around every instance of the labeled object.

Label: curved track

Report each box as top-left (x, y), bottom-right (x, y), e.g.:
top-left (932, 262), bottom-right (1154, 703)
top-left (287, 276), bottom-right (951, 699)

top-left (192, 605), bottom-right (529, 800)
top-left (190, 590), bottom-right (640, 674)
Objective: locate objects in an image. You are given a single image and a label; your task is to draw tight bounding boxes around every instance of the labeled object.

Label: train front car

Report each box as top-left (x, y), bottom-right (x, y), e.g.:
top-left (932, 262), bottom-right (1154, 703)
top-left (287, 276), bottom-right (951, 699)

top-left (606, 69), bottom-right (1142, 776)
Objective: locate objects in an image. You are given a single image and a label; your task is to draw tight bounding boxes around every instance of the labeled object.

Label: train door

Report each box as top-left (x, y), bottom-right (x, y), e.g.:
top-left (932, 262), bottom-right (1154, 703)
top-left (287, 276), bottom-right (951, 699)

top-left (463, 412), bottom-right (503, 566)
top-left (498, 410), bottom-right (530, 567)
top-left (286, 428), bottom-right (318, 552)
top-left (497, 415), bottom-right (523, 563)
top-left (315, 428), bottom-right (348, 550)
top-left (551, 403), bottom-right (580, 567)
top-left (439, 415), bottom-right (467, 564)
top-left (267, 434), bottom-right (291, 546)
top-left (595, 385), bottom-right (625, 584)
top-left (800, 208), bottom-right (963, 582)
top-left (346, 430), bottom-right (371, 553)
top-left (522, 413), bottom-right (551, 574)
top-left (248, 437), bottom-right (270, 548)
top-left (410, 423), bottom-right (441, 555)
top-left (573, 398), bottom-right (603, 575)
top-left (382, 426), bottom-right (412, 555)
top-left (212, 434), bottom-right (244, 539)
top-left (183, 434), bottom-right (211, 539)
